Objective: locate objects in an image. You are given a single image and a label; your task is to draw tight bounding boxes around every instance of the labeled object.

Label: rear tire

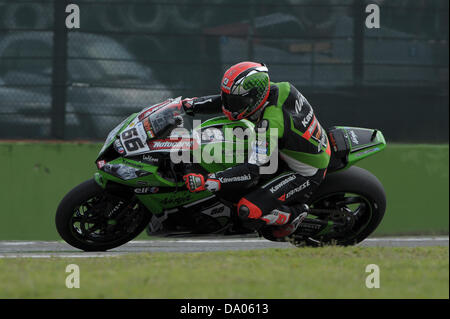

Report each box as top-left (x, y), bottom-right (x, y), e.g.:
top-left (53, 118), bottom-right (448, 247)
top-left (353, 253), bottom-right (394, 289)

top-left (297, 166), bottom-right (386, 246)
top-left (55, 179), bottom-right (151, 251)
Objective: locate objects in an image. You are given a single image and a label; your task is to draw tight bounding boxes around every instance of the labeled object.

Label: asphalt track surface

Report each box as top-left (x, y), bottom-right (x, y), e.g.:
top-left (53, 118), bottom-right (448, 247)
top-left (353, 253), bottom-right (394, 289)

top-left (0, 236), bottom-right (448, 258)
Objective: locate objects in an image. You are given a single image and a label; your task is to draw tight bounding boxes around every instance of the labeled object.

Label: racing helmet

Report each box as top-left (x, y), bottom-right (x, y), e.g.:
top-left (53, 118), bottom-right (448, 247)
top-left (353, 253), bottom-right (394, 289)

top-left (221, 61), bottom-right (270, 121)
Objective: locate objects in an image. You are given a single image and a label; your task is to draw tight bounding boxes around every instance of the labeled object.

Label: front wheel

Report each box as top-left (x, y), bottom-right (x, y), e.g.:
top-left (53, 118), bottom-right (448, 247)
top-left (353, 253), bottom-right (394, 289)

top-left (292, 166), bottom-right (386, 247)
top-left (55, 179), bottom-right (151, 251)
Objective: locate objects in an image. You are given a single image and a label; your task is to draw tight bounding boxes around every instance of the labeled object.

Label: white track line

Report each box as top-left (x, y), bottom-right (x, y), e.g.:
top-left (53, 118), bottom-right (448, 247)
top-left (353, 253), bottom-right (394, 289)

top-left (364, 237), bottom-right (449, 242)
top-left (0, 237), bottom-right (447, 246)
top-left (130, 237), bottom-right (449, 244)
top-left (0, 237), bottom-right (448, 258)
top-left (0, 254), bottom-right (120, 259)
top-left (0, 241), bottom-right (43, 245)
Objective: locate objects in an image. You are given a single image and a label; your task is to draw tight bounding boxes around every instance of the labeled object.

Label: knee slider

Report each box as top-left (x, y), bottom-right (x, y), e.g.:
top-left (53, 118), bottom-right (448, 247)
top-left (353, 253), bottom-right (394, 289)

top-left (237, 198), bottom-right (262, 219)
top-left (238, 205), bottom-right (250, 219)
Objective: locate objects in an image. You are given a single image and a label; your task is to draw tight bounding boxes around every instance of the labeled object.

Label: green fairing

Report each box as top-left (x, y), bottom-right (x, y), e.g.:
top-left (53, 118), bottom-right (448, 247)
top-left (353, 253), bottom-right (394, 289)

top-left (195, 117), bottom-right (255, 173)
top-left (137, 191), bottom-right (212, 215)
top-left (98, 157), bottom-right (180, 188)
top-left (342, 128), bottom-right (387, 169)
top-left (98, 113), bottom-right (137, 157)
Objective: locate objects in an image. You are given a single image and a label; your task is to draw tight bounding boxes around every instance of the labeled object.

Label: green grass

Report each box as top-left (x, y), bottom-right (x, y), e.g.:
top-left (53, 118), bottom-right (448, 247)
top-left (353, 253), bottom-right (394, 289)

top-left (0, 246), bottom-right (448, 299)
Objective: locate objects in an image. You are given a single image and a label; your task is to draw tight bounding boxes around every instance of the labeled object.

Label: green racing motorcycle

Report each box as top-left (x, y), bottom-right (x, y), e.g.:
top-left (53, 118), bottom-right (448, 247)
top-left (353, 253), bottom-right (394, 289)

top-left (55, 97), bottom-right (387, 251)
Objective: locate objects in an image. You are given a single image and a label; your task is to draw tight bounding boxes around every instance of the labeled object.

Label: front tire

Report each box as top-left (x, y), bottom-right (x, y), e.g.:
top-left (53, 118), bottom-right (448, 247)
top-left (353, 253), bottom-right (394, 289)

top-left (55, 179), bottom-right (151, 251)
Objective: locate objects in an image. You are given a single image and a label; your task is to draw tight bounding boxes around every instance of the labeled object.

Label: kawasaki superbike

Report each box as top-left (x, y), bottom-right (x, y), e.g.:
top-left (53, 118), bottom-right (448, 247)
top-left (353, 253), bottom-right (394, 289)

top-left (55, 97), bottom-right (387, 251)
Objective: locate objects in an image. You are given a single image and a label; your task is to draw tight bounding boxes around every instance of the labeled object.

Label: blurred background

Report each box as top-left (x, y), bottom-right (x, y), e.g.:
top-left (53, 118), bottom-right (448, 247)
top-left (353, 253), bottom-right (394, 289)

top-left (0, 0), bottom-right (448, 141)
top-left (0, 0), bottom-right (448, 239)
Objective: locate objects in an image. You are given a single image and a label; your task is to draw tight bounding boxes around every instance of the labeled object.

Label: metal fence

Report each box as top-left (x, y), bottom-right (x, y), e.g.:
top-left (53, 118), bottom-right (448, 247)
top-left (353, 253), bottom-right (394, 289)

top-left (0, 0), bottom-right (448, 142)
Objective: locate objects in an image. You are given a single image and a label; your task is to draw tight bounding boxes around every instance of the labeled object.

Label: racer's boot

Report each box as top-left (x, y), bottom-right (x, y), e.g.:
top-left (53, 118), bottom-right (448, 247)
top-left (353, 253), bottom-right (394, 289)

top-left (271, 204), bottom-right (309, 239)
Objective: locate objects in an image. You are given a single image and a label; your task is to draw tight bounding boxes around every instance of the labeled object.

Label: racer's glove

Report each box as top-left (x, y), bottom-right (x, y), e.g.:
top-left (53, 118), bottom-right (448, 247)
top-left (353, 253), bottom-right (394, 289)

top-left (183, 173), bottom-right (206, 192)
top-left (181, 98), bottom-right (196, 116)
top-left (183, 173), bottom-right (221, 193)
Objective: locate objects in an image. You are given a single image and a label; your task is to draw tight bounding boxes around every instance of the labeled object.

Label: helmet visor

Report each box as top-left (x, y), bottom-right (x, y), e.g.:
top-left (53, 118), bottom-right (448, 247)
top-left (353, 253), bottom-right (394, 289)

top-left (221, 92), bottom-right (255, 115)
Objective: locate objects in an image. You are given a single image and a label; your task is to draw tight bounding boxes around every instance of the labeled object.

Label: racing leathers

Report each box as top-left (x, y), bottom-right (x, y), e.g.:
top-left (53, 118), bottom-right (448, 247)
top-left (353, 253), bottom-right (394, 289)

top-left (183, 82), bottom-right (331, 236)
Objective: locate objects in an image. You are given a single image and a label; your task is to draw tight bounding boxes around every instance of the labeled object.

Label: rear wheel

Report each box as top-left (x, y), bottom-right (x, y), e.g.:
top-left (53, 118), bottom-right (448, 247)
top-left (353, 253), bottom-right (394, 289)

top-left (55, 179), bottom-right (151, 251)
top-left (291, 166), bottom-right (386, 247)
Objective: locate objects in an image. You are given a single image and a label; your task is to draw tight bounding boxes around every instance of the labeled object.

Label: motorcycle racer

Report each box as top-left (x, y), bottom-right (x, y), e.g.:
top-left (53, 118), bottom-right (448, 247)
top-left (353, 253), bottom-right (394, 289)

top-left (182, 61), bottom-right (331, 239)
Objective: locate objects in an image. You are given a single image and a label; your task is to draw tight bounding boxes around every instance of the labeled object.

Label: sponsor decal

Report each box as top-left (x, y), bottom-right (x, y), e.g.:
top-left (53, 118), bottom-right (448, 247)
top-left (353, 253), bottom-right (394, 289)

top-left (107, 200), bottom-right (125, 218)
top-left (285, 180), bottom-right (311, 199)
top-left (222, 77), bottom-right (231, 91)
top-left (122, 159), bottom-right (144, 169)
top-left (96, 160), bottom-right (106, 169)
top-left (138, 100), bottom-right (171, 121)
top-left (148, 138), bottom-right (197, 151)
top-left (307, 117), bottom-right (317, 135)
top-left (354, 147), bottom-right (379, 157)
top-left (295, 98), bottom-right (302, 114)
top-left (201, 128), bottom-right (224, 143)
top-left (142, 154), bottom-right (159, 164)
top-left (103, 163), bottom-right (145, 180)
top-left (120, 126), bottom-right (150, 155)
top-left (315, 127), bottom-right (321, 139)
top-left (299, 222), bottom-right (322, 230)
top-left (136, 181), bottom-right (149, 186)
top-left (302, 109), bottom-right (313, 127)
top-left (254, 140), bottom-right (268, 155)
top-left (269, 174), bottom-right (297, 194)
top-left (209, 206), bottom-right (225, 215)
top-left (314, 132), bottom-right (327, 152)
top-left (142, 117), bottom-right (155, 138)
top-left (349, 130), bottom-right (359, 145)
top-left (113, 139), bottom-right (125, 154)
top-left (329, 133), bottom-right (338, 152)
top-left (200, 204), bottom-right (230, 218)
top-left (134, 187), bottom-right (159, 194)
top-left (135, 170), bottom-right (151, 177)
top-left (218, 174), bottom-right (251, 184)
top-left (160, 194), bottom-right (192, 205)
